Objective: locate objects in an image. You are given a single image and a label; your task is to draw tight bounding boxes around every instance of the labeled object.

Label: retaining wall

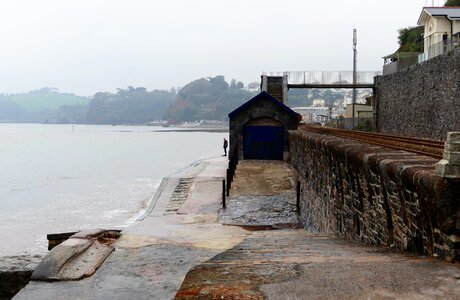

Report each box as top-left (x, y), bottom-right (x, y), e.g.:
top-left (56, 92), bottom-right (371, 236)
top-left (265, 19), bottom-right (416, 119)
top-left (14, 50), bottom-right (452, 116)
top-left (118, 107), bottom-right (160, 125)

top-left (376, 48), bottom-right (460, 140)
top-left (0, 255), bottom-right (41, 300)
top-left (289, 130), bottom-right (460, 262)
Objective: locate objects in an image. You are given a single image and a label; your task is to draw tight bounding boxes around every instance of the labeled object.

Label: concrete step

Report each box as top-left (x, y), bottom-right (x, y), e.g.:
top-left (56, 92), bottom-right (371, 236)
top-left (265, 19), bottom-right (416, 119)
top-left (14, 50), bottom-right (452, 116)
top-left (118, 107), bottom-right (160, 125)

top-left (165, 178), bottom-right (193, 214)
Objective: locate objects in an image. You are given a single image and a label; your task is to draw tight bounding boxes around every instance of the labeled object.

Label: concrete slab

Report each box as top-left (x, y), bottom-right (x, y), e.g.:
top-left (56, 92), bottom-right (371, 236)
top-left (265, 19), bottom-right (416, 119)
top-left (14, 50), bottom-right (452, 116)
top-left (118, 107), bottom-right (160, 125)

top-left (31, 238), bottom-right (92, 281)
top-left (176, 230), bottom-right (460, 299)
top-left (219, 194), bottom-right (301, 228)
top-left (31, 230), bottom-right (117, 282)
top-left (178, 179), bottom-right (223, 215)
top-left (230, 160), bottom-right (296, 197)
top-left (219, 160), bottom-right (301, 228)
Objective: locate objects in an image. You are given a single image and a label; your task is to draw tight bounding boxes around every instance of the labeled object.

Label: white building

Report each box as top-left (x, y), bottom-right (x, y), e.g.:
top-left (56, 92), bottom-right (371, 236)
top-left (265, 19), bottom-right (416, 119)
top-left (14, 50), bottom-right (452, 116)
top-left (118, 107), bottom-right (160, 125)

top-left (291, 106), bottom-right (330, 124)
top-left (418, 7), bottom-right (460, 60)
top-left (312, 99), bottom-right (326, 107)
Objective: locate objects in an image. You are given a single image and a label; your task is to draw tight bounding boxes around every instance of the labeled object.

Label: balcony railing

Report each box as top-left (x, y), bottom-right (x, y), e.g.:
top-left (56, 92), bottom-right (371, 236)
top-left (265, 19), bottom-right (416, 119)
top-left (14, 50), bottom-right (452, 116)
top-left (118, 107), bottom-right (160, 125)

top-left (382, 52), bottom-right (419, 75)
top-left (419, 34), bottom-right (460, 62)
top-left (383, 33), bottom-right (460, 75)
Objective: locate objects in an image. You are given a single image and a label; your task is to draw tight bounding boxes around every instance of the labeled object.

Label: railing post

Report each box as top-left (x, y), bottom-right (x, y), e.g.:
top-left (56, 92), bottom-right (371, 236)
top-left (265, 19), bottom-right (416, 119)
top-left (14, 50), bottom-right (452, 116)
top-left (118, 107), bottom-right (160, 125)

top-left (222, 179), bottom-right (226, 208)
top-left (226, 169), bottom-right (231, 196)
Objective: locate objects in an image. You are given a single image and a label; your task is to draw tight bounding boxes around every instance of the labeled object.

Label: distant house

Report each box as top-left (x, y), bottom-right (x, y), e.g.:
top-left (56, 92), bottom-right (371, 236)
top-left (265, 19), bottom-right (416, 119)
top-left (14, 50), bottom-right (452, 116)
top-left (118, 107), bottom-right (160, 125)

top-left (383, 6), bottom-right (460, 74)
top-left (418, 7), bottom-right (460, 61)
top-left (291, 106), bottom-right (329, 124)
top-left (345, 103), bottom-right (373, 119)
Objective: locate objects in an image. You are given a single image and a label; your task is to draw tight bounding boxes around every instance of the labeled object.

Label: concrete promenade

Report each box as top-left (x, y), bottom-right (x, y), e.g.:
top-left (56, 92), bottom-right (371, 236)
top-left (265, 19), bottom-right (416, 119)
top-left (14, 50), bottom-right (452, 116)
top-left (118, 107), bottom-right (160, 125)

top-left (15, 157), bottom-right (250, 299)
top-left (14, 158), bottom-right (460, 299)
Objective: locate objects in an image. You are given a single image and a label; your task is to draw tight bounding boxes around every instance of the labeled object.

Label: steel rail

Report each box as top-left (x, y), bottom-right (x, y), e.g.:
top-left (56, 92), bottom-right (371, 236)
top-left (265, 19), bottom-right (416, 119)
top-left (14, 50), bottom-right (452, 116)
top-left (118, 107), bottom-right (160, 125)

top-left (300, 125), bottom-right (444, 159)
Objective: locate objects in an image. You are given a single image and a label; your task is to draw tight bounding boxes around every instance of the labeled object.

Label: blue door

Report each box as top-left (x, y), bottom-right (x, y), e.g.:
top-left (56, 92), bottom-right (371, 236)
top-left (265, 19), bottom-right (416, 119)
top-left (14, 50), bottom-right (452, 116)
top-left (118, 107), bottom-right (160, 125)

top-left (243, 126), bottom-right (284, 160)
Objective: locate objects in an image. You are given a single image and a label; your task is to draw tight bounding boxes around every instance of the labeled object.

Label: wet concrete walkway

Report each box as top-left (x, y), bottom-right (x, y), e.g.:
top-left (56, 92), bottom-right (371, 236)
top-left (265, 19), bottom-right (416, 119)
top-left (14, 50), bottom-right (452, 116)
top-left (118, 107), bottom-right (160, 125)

top-left (14, 157), bottom-right (250, 300)
top-left (177, 161), bottom-right (460, 299)
top-left (14, 159), bottom-right (460, 299)
top-left (218, 160), bottom-right (301, 228)
top-left (176, 230), bottom-right (460, 299)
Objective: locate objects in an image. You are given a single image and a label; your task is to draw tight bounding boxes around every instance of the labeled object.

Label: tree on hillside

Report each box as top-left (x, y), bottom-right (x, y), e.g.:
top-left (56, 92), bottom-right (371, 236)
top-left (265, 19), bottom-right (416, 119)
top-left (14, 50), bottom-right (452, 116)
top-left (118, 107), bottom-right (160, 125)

top-left (167, 76), bottom-right (256, 122)
top-left (0, 98), bottom-right (26, 120)
top-left (31, 87), bottom-right (59, 94)
top-left (230, 79), bottom-right (245, 90)
top-left (230, 79), bottom-right (237, 89)
top-left (208, 75), bottom-right (229, 95)
top-left (288, 89), bottom-right (308, 107)
top-left (247, 82), bottom-right (260, 91)
top-left (179, 79), bottom-right (210, 98)
top-left (397, 26), bottom-right (423, 53)
top-left (86, 87), bottom-right (175, 124)
top-left (445, 0), bottom-right (460, 6)
top-left (323, 90), bottom-right (342, 106)
top-left (56, 104), bottom-right (87, 124)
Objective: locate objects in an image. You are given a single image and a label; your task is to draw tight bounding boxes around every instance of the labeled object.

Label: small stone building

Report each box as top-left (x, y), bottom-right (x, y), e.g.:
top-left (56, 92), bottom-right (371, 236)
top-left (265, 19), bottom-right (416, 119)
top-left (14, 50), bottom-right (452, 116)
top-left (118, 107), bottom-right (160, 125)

top-left (228, 91), bottom-right (300, 160)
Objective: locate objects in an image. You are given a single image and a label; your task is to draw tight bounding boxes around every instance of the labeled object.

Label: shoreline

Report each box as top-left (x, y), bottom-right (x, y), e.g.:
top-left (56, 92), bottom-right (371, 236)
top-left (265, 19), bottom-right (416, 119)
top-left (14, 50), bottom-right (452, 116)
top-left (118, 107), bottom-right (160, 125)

top-left (0, 124), bottom-right (229, 258)
top-left (0, 156), bottom-right (216, 259)
top-left (0, 156), bottom-right (216, 299)
top-left (0, 156), bottom-right (216, 258)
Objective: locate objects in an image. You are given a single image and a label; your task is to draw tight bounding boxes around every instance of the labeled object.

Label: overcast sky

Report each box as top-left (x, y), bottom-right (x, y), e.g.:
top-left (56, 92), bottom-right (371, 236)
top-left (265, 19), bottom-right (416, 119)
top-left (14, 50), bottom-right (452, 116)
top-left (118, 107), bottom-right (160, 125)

top-left (0, 0), bottom-right (437, 96)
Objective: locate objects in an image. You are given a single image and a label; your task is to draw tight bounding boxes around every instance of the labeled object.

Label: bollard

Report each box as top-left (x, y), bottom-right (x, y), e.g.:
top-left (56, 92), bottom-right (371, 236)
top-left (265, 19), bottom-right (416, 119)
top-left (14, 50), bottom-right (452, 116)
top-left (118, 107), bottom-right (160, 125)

top-left (222, 179), bottom-right (226, 208)
top-left (296, 181), bottom-right (301, 212)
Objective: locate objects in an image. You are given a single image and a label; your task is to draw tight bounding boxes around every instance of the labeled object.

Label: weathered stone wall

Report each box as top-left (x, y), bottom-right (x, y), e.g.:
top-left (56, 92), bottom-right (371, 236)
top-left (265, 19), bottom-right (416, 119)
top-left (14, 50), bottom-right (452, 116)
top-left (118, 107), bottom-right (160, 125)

top-left (376, 48), bottom-right (460, 140)
top-left (289, 130), bottom-right (460, 262)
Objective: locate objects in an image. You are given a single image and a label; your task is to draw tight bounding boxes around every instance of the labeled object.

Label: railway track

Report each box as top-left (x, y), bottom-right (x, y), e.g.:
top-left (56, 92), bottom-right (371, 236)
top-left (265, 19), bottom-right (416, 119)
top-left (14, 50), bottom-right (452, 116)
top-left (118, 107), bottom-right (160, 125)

top-left (300, 125), bottom-right (445, 159)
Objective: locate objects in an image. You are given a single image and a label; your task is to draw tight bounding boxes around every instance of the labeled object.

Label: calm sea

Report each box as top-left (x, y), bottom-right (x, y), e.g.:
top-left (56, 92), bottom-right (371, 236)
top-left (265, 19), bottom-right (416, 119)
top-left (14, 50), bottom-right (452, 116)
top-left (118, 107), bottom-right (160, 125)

top-left (0, 124), bottom-right (228, 256)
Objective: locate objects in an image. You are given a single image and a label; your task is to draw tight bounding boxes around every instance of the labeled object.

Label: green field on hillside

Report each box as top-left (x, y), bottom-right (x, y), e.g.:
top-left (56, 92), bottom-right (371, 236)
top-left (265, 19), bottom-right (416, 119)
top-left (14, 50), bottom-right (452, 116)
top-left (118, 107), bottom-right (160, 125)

top-left (5, 89), bottom-right (90, 112)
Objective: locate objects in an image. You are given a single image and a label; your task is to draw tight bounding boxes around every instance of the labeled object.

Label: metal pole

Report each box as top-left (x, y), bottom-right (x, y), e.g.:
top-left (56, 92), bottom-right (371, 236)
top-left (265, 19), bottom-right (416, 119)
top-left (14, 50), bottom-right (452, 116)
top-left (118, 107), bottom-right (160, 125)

top-left (222, 180), bottom-right (226, 208)
top-left (352, 29), bottom-right (357, 129)
top-left (226, 169), bottom-right (231, 196)
top-left (352, 30), bottom-right (357, 124)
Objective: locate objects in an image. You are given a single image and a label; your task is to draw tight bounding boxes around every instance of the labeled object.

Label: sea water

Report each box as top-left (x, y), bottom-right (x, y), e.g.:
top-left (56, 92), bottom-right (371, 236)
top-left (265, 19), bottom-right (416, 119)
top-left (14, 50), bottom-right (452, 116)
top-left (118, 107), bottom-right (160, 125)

top-left (0, 124), bottom-right (228, 256)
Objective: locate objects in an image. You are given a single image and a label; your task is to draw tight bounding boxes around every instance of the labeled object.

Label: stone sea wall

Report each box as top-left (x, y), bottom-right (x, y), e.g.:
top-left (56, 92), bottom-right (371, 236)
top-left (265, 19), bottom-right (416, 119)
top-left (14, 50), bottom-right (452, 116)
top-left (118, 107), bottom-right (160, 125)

top-left (375, 48), bottom-right (460, 140)
top-left (288, 130), bottom-right (460, 262)
top-left (0, 255), bottom-right (42, 300)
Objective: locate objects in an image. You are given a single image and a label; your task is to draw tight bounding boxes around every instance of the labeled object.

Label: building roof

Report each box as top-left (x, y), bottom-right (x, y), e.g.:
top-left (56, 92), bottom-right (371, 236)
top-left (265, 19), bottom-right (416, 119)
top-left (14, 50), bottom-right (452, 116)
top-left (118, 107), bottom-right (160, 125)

top-left (418, 7), bottom-right (460, 25)
top-left (228, 91), bottom-right (299, 119)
